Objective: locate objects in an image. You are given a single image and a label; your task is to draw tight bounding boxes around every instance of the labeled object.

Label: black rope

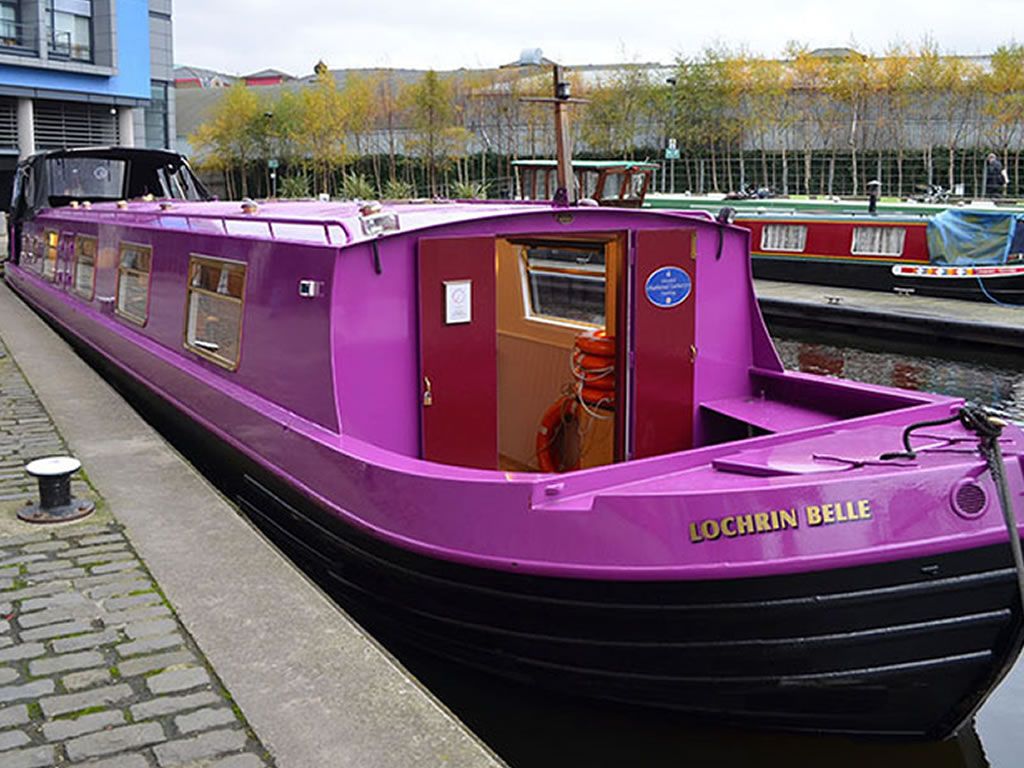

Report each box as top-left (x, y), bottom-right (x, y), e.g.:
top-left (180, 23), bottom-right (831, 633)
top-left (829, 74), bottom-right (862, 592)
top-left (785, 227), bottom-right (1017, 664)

top-left (879, 412), bottom-right (962, 460)
top-left (880, 406), bottom-right (1024, 608)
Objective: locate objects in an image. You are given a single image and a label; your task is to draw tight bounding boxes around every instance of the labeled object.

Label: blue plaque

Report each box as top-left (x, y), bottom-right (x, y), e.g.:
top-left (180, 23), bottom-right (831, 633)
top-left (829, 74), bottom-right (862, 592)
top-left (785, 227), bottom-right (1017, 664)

top-left (644, 266), bottom-right (691, 308)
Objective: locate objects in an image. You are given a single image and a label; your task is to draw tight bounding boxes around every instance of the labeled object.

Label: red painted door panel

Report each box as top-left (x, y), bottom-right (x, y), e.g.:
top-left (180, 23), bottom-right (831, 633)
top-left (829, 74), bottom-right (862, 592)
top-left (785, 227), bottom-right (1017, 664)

top-left (418, 236), bottom-right (498, 469)
top-left (633, 229), bottom-right (696, 459)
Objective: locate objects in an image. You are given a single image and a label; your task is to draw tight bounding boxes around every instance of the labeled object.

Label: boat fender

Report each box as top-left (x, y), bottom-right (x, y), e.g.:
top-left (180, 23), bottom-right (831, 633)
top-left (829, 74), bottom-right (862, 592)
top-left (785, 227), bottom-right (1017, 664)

top-left (536, 396), bottom-right (580, 473)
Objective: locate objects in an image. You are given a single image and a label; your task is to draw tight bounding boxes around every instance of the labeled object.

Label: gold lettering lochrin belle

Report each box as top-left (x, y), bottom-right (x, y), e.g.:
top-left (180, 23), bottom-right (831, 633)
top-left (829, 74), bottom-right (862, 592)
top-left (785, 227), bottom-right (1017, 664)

top-left (690, 500), bottom-right (872, 544)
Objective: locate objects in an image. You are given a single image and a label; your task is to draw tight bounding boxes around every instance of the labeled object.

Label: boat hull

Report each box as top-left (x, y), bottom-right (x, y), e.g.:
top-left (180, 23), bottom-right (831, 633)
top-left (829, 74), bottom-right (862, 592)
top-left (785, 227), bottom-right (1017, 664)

top-left (239, 445), bottom-right (1024, 740)
top-left (753, 256), bottom-right (1024, 303)
top-left (45, 317), bottom-right (1024, 739)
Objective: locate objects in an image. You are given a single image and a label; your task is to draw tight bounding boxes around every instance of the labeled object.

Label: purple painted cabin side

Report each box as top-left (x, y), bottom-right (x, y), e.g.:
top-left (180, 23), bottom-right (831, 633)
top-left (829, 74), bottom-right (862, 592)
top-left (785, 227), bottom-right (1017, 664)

top-left (6, 196), bottom-right (1022, 581)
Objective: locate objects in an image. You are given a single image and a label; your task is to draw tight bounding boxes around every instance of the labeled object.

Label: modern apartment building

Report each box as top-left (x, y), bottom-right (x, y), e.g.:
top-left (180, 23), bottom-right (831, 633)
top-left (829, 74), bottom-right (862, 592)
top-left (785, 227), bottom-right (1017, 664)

top-left (0, 0), bottom-right (173, 202)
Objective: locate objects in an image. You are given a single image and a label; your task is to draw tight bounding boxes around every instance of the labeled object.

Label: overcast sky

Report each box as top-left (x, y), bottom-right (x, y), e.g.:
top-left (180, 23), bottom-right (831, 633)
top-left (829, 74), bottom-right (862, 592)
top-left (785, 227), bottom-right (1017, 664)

top-left (173, 0), bottom-right (1021, 76)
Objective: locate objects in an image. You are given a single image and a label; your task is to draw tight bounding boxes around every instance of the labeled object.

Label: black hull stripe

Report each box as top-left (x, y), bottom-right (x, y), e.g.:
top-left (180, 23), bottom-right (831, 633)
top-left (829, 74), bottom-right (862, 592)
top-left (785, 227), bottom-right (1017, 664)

top-left (241, 476), bottom-right (1018, 614)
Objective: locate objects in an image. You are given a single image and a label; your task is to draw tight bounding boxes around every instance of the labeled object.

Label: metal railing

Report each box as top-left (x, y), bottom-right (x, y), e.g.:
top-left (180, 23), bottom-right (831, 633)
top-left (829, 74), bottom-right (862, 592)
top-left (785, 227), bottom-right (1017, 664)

top-left (48, 30), bottom-right (91, 62)
top-left (0, 20), bottom-right (38, 56)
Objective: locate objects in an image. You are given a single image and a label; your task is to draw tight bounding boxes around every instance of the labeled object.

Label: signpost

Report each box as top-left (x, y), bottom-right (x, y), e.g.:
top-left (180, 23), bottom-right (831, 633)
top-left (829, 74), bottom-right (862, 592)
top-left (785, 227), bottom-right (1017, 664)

top-left (268, 158), bottom-right (279, 198)
top-left (665, 139), bottom-right (680, 193)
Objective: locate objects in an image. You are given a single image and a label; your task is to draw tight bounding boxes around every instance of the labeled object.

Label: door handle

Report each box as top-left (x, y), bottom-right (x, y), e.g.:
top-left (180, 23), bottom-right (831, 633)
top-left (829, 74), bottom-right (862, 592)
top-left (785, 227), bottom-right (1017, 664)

top-left (423, 376), bottom-right (433, 407)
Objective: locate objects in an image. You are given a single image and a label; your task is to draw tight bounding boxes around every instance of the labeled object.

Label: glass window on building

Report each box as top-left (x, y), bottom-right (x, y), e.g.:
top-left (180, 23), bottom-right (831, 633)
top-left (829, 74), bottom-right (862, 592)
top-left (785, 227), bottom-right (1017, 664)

top-left (144, 82), bottom-right (170, 149)
top-left (47, 0), bottom-right (92, 62)
top-left (0, 2), bottom-right (19, 48)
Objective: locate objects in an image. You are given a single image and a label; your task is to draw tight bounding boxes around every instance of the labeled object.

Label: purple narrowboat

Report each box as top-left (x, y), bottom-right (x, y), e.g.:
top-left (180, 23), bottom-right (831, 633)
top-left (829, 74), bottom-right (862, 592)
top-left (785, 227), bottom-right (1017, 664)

top-left (5, 148), bottom-right (1024, 738)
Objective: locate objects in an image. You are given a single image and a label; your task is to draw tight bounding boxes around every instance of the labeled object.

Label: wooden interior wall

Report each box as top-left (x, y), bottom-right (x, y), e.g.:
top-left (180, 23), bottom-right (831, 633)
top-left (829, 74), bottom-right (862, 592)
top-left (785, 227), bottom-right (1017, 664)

top-left (495, 237), bottom-right (617, 471)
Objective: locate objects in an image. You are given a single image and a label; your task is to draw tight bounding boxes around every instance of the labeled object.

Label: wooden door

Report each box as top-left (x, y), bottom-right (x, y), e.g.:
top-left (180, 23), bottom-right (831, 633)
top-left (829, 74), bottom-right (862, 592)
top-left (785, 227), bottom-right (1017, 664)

top-left (418, 236), bottom-right (498, 469)
top-left (632, 229), bottom-right (696, 459)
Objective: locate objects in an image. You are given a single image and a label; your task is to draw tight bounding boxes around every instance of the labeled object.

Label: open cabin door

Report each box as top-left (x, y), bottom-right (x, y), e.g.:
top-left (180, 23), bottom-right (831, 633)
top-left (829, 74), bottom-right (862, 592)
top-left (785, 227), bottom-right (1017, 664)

top-left (418, 236), bottom-right (498, 469)
top-left (632, 228), bottom-right (697, 459)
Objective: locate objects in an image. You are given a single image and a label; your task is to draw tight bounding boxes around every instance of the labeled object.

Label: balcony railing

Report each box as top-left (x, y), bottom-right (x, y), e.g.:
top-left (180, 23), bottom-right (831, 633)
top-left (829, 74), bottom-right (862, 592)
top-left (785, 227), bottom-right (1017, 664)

top-left (48, 30), bottom-right (91, 62)
top-left (0, 20), bottom-right (39, 56)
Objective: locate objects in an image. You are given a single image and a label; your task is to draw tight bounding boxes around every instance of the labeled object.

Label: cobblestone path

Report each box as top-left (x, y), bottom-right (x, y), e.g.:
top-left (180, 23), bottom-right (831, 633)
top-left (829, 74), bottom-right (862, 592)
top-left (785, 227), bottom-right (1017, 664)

top-left (0, 339), bottom-right (274, 767)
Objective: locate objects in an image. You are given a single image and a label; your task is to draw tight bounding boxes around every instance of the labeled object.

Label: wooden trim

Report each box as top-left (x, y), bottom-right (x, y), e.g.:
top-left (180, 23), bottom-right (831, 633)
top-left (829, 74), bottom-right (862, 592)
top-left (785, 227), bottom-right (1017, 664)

top-left (42, 229), bottom-right (58, 282)
top-left (182, 254), bottom-right (248, 372)
top-left (72, 234), bottom-right (97, 301)
top-left (114, 241), bottom-right (153, 327)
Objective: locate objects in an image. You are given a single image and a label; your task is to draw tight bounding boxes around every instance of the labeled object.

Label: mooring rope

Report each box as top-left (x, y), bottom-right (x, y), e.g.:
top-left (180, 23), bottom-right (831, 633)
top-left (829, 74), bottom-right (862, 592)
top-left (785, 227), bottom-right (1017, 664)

top-left (881, 406), bottom-right (1024, 609)
top-left (961, 407), bottom-right (1024, 609)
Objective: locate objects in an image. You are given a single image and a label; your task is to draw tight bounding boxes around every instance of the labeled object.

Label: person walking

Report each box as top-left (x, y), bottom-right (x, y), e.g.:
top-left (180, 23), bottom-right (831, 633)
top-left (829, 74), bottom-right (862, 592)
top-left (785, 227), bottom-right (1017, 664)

top-left (985, 152), bottom-right (1008, 198)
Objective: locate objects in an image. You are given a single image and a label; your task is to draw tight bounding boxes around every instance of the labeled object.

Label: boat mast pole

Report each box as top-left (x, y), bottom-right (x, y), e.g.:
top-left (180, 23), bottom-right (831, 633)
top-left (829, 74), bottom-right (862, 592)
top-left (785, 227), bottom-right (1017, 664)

top-left (520, 57), bottom-right (586, 207)
top-left (553, 64), bottom-right (575, 206)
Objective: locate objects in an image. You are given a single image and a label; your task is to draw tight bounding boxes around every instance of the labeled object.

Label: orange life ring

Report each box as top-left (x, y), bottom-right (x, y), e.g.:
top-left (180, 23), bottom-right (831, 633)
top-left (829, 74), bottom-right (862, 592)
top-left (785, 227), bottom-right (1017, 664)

top-left (536, 396), bottom-right (580, 473)
top-left (575, 329), bottom-right (615, 357)
top-left (573, 352), bottom-right (614, 371)
top-left (573, 331), bottom-right (616, 405)
top-left (580, 386), bottom-right (615, 409)
top-left (586, 373), bottom-right (614, 391)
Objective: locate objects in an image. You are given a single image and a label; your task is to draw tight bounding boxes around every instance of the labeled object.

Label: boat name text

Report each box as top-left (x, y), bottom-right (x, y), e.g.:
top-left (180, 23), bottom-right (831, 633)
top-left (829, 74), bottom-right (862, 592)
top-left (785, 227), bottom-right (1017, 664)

top-left (689, 499), bottom-right (872, 543)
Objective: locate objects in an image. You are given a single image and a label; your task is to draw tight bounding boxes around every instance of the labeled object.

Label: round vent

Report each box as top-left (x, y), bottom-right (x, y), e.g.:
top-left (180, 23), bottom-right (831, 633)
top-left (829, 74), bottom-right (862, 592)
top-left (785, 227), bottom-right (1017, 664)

top-left (951, 480), bottom-right (988, 519)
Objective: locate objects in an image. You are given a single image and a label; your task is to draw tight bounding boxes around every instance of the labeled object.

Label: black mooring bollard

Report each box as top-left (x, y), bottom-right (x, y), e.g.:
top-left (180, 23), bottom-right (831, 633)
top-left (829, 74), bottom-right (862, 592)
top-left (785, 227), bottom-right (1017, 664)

top-left (867, 179), bottom-right (882, 216)
top-left (18, 456), bottom-right (95, 524)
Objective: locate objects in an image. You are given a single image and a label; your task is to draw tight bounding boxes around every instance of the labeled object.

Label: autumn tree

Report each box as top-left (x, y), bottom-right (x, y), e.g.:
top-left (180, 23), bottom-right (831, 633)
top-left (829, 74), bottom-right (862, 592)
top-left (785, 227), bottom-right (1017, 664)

top-left (581, 64), bottom-right (655, 159)
top-left (189, 83), bottom-right (266, 198)
top-left (826, 50), bottom-right (873, 195)
top-left (297, 68), bottom-right (349, 196)
top-left (670, 48), bottom-right (734, 192)
top-left (876, 44), bottom-right (913, 195)
top-left (405, 70), bottom-right (465, 196)
top-left (982, 44), bottom-right (1024, 194)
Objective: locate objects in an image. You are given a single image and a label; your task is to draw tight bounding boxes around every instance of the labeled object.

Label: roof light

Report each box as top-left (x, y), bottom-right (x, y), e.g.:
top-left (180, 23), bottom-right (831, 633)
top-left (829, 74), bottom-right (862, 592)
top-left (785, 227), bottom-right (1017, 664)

top-left (360, 211), bottom-right (400, 236)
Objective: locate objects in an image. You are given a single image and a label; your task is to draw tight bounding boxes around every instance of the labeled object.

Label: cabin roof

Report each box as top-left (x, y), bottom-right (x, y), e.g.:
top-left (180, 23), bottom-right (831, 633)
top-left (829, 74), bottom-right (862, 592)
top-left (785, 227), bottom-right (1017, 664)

top-left (44, 197), bottom-right (714, 248)
top-left (24, 146), bottom-right (187, 165)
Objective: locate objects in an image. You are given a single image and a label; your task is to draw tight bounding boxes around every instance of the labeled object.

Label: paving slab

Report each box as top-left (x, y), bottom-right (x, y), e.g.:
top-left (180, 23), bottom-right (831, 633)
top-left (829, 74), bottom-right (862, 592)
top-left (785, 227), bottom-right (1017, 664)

top-left (755, 278), bottom-right (1024, 349)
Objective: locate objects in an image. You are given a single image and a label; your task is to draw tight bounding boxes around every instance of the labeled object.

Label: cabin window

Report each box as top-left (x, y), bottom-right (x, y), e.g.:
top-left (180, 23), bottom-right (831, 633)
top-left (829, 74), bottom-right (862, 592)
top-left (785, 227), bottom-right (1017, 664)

top-left (851, 226), bottom-right (906, 256)
top-left (185, 256), bottom-right (246, 370)
top-left (519, 241), bottom-right (605, 326)
top-left (224, 219), bottom-right (271, 238)
top-left (20, 232), bottom-right (40, 273)
top-left (115, 242), bottom-right (152, 325)
top-left (761, 224), bottom-right (807, 252)
top-left (600, 173), bottom-right (624, 201)
top-left (72, 235), bottom-right (97, 300)
top-left (42, 230), bottom-right (58, 281)
top-left (625, 172), bottom-right (647, 200)
top-left (272, 222), bottom-right (329, 244)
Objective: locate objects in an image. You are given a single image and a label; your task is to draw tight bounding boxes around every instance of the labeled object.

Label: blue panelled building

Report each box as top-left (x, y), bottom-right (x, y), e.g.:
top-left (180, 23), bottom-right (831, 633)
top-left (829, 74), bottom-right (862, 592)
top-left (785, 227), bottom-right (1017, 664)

top-left (0, 0), bottom-right (173, 201)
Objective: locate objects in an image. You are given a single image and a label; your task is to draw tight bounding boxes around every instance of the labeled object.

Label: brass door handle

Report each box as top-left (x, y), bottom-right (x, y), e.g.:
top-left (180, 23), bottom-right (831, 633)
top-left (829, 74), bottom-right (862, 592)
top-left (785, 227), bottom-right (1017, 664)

top-left (423, 376), bottom-right (433, 407)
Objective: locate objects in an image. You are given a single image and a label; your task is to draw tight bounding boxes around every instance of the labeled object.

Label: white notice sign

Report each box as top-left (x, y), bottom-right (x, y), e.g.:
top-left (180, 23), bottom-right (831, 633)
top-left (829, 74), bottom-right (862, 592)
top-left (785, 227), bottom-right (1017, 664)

top-left (444, 280), bottom-right (472, 325)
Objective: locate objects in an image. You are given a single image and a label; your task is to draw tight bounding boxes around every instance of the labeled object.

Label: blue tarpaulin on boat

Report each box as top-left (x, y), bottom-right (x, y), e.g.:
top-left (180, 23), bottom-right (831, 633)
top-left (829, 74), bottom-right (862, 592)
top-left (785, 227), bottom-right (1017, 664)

top-left (927, 209), bottom-right (1024, 265)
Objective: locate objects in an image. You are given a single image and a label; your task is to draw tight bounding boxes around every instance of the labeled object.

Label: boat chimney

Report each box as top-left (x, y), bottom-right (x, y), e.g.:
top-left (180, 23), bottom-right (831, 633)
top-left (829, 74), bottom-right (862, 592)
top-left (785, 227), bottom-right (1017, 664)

top-left (867, 179), bottom-right (882, 216)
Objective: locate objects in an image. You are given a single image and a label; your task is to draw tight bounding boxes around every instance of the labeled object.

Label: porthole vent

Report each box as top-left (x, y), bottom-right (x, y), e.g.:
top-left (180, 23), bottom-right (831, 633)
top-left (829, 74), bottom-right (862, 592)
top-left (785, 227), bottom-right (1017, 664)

top-left (951, 480), bottom-right (988, 519)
